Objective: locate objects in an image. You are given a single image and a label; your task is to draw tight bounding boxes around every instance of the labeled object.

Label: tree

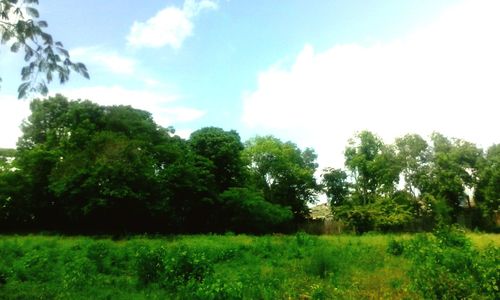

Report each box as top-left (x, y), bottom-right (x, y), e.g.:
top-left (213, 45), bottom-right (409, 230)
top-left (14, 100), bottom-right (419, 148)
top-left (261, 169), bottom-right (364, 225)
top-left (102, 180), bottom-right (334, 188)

top-left (219, 187), bottom-right (293, 233)
top-left (395, 133), bottom-right (430, 198)
top-left (474, 144), bottom-right (500, 228)
top-left (8, 95), bottom-right (174, 231)
top-left (423, 133), bottom-right (482, 223)
top-left (332, 131), bottom-right (414, 233)
top-left (0, 0), bottom-right (88, 98)
top-left (344, 131), bottom-right (400, 205)
top-left (189, 127), bottom-right (245, 193)
top-left (243, 136), bottom-right (319, 222)
top-left (321, 167), bottom-right (349, 206)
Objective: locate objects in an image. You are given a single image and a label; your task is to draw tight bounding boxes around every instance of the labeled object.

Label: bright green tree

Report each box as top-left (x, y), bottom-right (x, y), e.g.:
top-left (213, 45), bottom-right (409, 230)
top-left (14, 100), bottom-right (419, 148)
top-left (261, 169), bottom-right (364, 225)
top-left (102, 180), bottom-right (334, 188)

top-left (475, 144), bottom-right (500, 228)
top-left (422, 133), bottom-right (482, 223)
top-left (335, 131), bottom-right (412, 233)
top-left (395, 133), bottom-right (430, 198)
top-left (243, 136), bottom-right (319, 222)
top-left (344, 131), bottom-right (401, 204)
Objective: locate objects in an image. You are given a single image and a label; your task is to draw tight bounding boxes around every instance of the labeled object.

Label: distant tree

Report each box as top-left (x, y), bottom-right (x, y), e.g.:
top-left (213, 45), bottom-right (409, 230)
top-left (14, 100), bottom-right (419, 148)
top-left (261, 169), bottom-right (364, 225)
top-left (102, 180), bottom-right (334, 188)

top-left (243, 136), bottom-right (319, 222)
top-left (0, 0), bottom-right (88, 98)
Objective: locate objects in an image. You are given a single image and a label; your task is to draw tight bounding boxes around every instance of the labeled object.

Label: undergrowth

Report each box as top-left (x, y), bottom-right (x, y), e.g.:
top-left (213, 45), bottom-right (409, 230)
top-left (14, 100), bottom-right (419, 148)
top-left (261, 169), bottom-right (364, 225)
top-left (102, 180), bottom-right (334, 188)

top-left (0, 230), bottom-right (497, 299)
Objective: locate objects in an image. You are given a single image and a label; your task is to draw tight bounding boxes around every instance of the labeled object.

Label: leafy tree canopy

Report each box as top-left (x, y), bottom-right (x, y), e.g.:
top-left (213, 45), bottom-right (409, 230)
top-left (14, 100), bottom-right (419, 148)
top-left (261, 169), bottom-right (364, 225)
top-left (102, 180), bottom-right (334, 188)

top-left (243, 136), bottom-right (319, 221)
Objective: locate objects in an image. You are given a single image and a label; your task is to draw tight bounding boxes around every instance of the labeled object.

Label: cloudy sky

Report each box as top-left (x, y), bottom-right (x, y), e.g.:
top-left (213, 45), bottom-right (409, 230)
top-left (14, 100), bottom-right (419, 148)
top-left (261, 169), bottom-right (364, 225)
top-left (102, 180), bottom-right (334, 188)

top-left (1, 0), bottom-right (499, 169)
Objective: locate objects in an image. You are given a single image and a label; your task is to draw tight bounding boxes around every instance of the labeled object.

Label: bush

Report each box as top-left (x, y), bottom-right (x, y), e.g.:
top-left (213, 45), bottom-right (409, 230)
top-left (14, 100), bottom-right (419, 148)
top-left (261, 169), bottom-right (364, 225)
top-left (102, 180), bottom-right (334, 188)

top-left (306, 247), bottom-right (336, 279)
top-left (136, 245), bottom-right (214, 290)
top-left (136, 246), bottom-right (167, 286)
top-left (164, 246), bottom-right (213, 288)
top-left (386, 239), bottom-right (404, 256)
top-left (405, 227), bottom-right (499, 299)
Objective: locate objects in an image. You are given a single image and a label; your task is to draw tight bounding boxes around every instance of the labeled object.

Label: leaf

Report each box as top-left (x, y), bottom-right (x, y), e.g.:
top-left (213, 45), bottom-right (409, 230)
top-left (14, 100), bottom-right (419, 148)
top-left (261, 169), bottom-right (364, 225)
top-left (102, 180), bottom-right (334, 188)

top-left (40, 32), bottom-right (53, 45)
top-left (24, 45), bottom-right (34, 61)
top-left (25, 7), bottom-right (39, 18)
top-left (17, 81), bottom-right (30, 99)
top-left (21, 65), bottom-right (32, 80)
top-left (56, 47), bottom-right (69, 57)
top-left (46, 70), bottom-right (52, 82)
top-left (1, 30), bottom-right (12, 44)
top-left (10, 41), bottom-right (21, 53)
top-left (37, 20), bottom-right (48, 28)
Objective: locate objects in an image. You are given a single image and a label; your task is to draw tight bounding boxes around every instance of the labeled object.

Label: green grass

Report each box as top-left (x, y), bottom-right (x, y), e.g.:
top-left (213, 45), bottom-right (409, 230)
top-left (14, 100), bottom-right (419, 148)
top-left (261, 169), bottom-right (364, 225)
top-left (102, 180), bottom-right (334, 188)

top-left (0, 232), bottom-right (497, 299)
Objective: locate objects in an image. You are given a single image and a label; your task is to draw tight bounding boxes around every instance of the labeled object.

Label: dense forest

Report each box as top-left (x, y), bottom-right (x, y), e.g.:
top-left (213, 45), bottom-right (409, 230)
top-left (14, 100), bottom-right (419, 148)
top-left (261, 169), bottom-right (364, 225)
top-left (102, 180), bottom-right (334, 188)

top-left (0, 95), bottom-right (498, 234)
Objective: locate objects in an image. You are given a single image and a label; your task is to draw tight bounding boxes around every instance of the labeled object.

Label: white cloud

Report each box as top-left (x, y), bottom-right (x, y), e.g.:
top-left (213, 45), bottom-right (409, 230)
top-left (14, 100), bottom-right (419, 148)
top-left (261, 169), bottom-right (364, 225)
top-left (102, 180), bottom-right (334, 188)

top-left (127, 0), bottom-right (218, 49)
top-left (71, 47), bottom-right (137, 76)
top-left (242, 0), bottom-right (500, 169)
top-left (57, 86), bottom-right (205, 127)
top-left (0, 95), bottom-right (31, 148)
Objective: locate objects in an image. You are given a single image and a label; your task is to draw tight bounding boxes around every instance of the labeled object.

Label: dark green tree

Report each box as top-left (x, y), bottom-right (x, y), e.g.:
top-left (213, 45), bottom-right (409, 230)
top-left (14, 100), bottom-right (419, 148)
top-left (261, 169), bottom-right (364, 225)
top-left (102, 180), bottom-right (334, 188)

top-left (321, 167), bottom-right (349, 206)
top-left (219, 187), bottom-right (293, 233)
top-left (189, 127), bottom-right (245, 193)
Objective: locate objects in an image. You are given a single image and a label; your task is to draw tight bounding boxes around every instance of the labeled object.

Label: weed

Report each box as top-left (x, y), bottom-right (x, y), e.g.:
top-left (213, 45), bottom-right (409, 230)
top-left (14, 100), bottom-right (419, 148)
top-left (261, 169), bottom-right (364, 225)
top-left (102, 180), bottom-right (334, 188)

top-left (386, 238), bottom-right (404, 256)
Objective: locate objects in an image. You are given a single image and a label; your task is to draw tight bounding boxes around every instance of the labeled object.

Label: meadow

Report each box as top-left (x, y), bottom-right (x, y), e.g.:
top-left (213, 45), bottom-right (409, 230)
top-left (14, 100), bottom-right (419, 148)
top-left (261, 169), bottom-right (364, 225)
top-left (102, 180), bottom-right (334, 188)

top-left (0, 229), bottom-right (498, 299)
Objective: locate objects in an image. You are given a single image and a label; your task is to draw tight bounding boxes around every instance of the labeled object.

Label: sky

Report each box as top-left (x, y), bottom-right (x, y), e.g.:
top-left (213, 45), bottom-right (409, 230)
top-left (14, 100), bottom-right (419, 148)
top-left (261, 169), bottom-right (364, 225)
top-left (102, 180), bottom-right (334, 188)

top-left (1, 0), bottom-right (499, 169)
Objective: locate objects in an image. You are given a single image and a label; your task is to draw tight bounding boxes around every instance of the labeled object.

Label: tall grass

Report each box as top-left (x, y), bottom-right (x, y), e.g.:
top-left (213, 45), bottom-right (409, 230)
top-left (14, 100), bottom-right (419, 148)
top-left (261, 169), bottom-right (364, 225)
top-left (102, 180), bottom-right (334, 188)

top-left (0, 232), bottom-right (497, 299)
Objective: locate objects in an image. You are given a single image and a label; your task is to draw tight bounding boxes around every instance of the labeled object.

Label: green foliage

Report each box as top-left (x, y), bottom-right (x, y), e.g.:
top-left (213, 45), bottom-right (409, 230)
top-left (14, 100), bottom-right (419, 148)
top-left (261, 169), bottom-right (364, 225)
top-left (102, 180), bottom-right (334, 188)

top-left (0, 94), bottom-right (498, 234)
top-left (386, 239), bottom-right (404, 256)
top-left (306, 247), bottom-right (336, 279)
top-left (243, 135), bottom-right (319, 221)
top-left (0, 0), bottom-right (89, 98)
top-left (345, 131), bottom-right (401, 204)
top-left (189, 127), bottom-right (245, 193)
top-left (475, 144), bottom-right (500, 229)
top-left (405, 227), bottom-right (499, 299)
top-left (219, 187), bottom-right (293, 233)
top-left (136, 246), bottom-right (167, 286)
top-left (164, 246), bottom-right (213, 288)
top-left (322, 167), bottom-right (349, 206)
top-left (0, 234), bottom-right (498, 299)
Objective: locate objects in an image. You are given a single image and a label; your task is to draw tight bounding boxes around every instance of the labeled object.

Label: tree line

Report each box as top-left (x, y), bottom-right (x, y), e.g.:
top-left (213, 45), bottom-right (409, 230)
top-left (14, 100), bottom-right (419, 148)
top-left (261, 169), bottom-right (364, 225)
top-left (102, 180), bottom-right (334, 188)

top-left (0, 95), bottom-right (498, 234)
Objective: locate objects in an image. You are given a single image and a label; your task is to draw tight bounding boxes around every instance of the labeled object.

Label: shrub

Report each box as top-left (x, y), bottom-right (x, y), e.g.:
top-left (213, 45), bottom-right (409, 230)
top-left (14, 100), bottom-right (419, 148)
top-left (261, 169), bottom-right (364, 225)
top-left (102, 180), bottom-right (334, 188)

top-left (405, 227), bottom-right (499, 299)
top-left (185, 278), bottom-right (244, 300)
top-left (386, 239), bottom-right (404, 256)
top-left (164, 246), bottom-right (213, 288)
top-left (306, 247), bottom-right (336, 279)
top-left (136, 246), bottom-right (167, 286)
top-left (295, 231), bottom-right (316, 247)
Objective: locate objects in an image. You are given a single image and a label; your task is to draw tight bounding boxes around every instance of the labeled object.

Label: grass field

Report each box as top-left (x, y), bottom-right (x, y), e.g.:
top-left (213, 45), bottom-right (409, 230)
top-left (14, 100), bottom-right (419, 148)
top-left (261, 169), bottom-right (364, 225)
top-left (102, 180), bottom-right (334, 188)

top-left (0, 231), bottom-right (498, 299)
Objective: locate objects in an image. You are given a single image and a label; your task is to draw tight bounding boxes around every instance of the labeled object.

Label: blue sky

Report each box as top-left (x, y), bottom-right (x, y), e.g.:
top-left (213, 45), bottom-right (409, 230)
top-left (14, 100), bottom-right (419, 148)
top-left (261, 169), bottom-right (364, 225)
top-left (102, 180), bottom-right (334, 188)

top-left (1, 0), bottom-right (499, 168)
